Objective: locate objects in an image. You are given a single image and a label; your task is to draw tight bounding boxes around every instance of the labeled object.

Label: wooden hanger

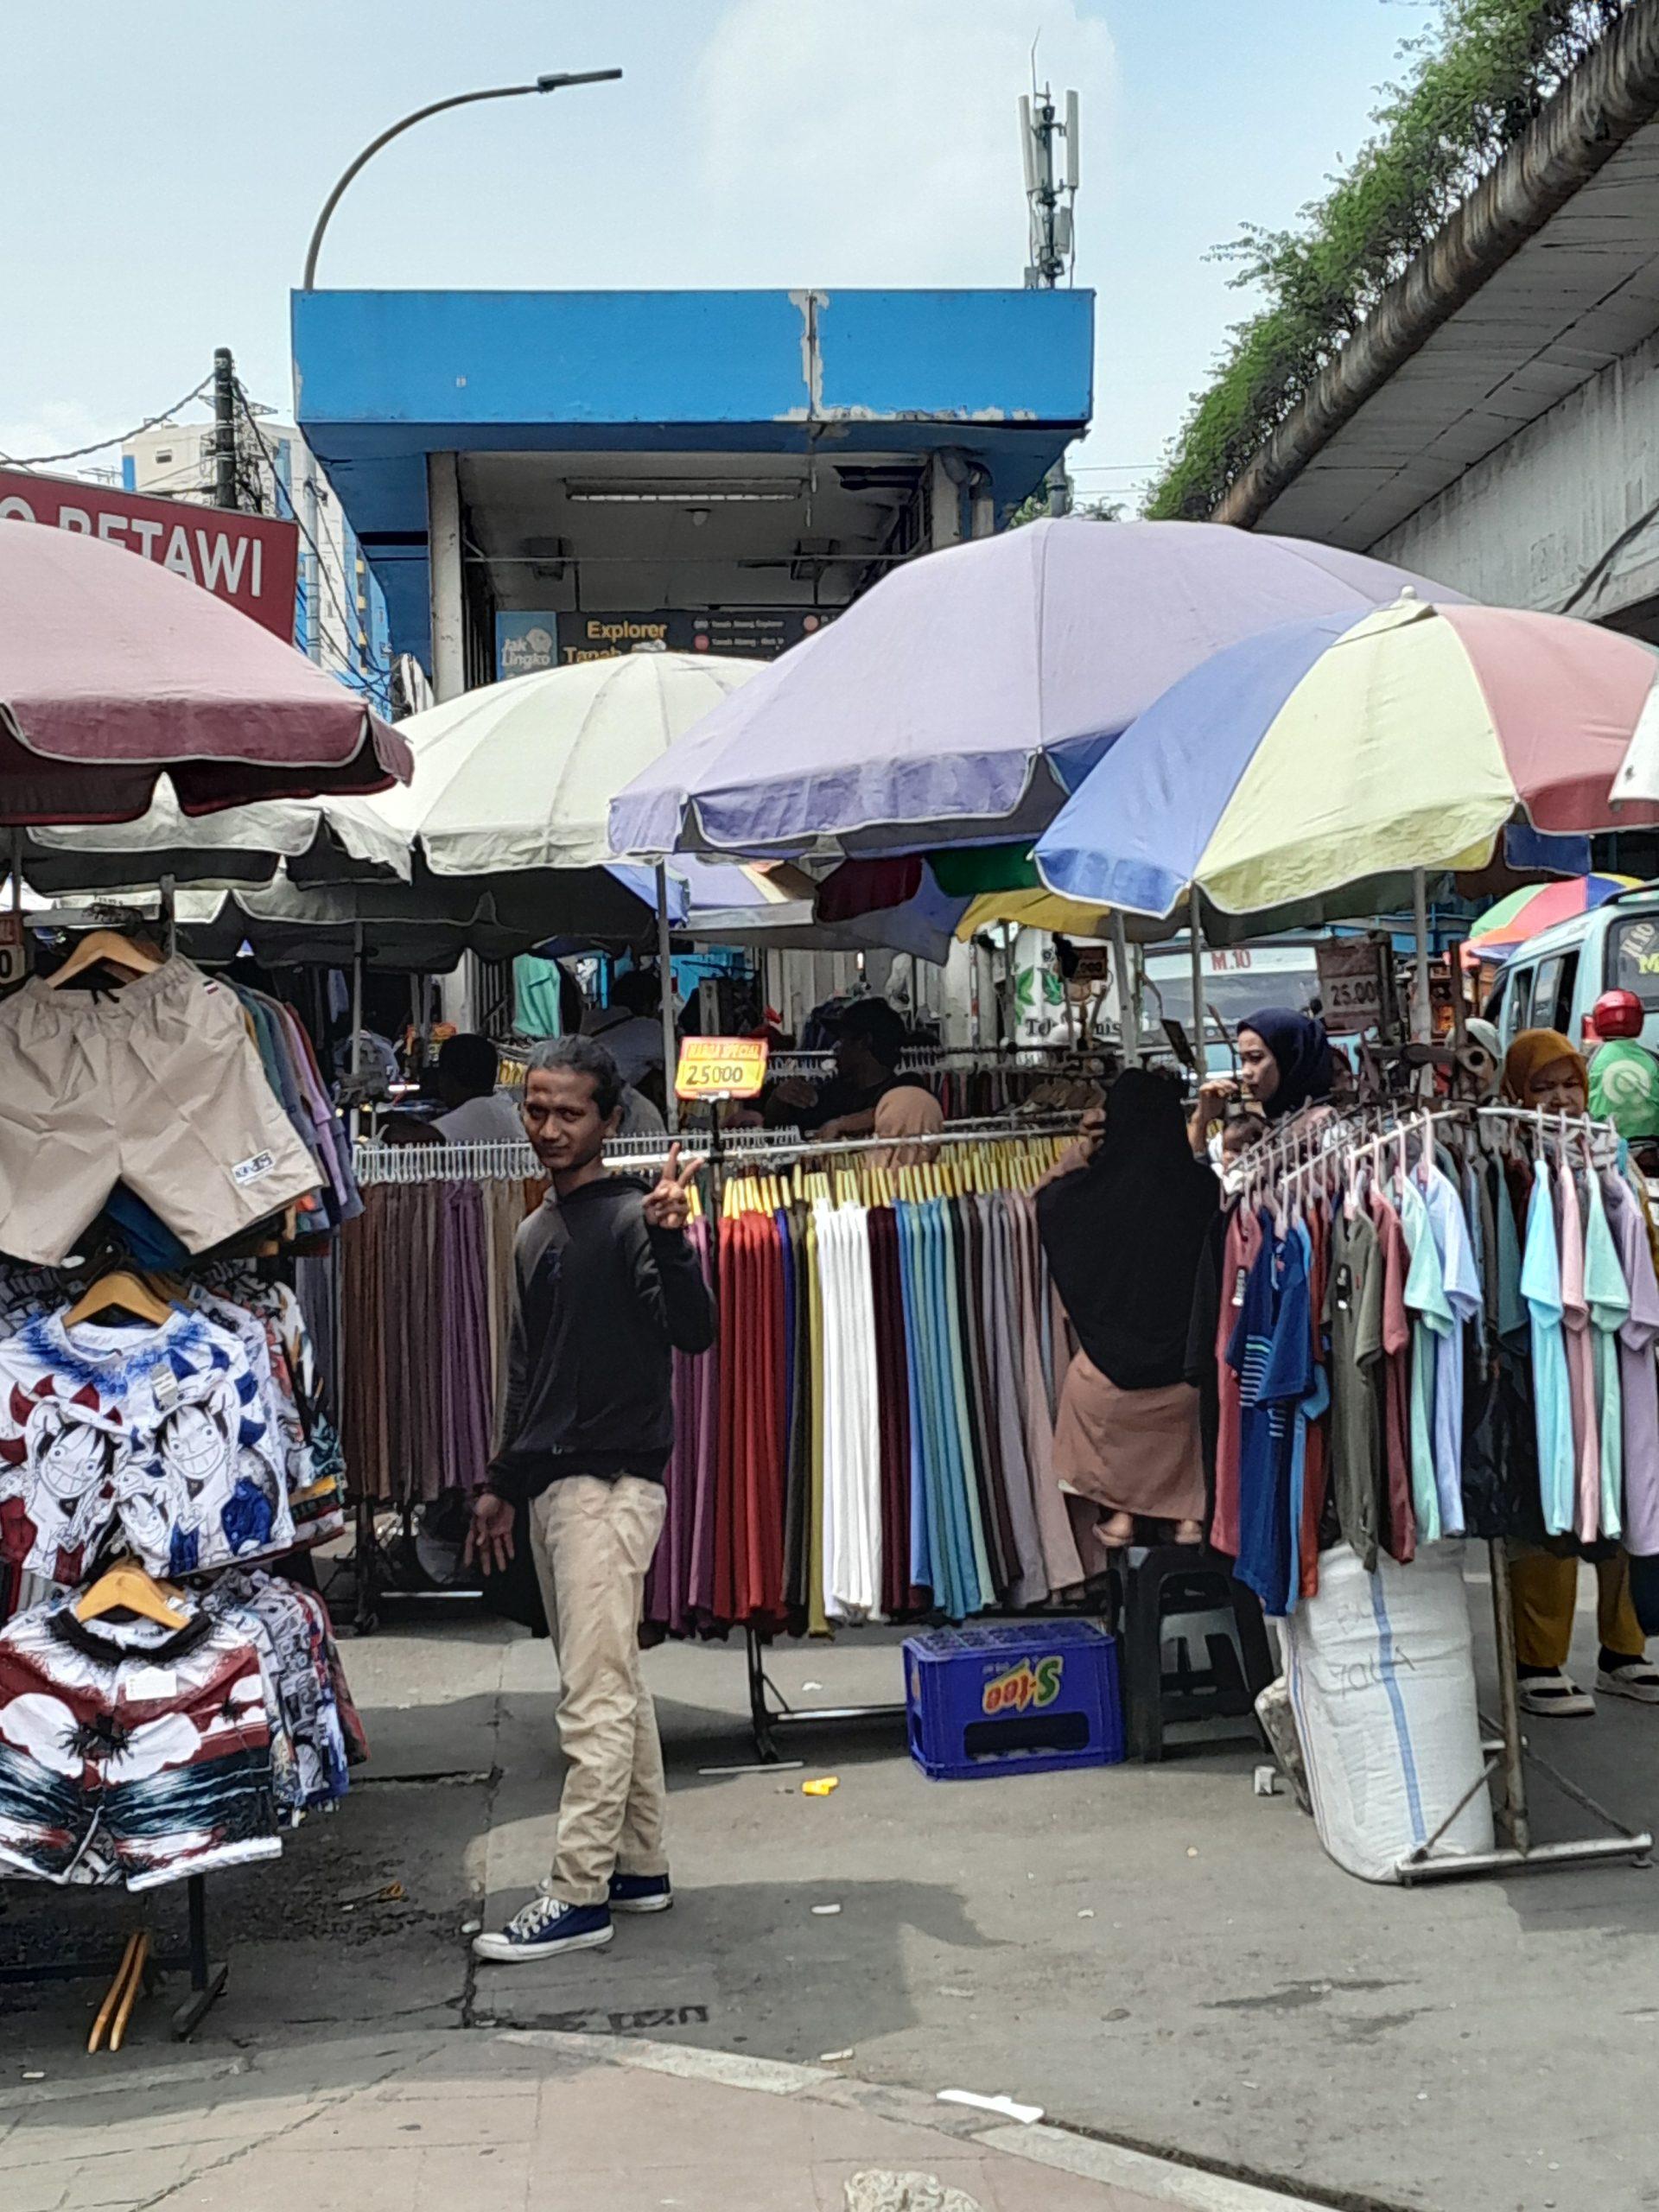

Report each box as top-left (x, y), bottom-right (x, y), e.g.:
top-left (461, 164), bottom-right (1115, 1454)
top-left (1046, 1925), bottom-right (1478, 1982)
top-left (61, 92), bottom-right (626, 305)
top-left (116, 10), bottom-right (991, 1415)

top-left (65, 1270), bottom-right (176, 1328)
top-left (75, 1559), bottom-right (191, 1630)
top-left (46, 930), bottom-right (164, 991)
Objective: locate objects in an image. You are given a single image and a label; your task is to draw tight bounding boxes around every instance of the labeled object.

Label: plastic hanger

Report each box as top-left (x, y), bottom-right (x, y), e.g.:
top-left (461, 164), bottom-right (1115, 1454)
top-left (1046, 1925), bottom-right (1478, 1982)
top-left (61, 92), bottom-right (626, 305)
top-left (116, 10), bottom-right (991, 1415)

top-left (64, 1270), bottom-right (175, 1329)
top-left (74, 1559), bottom-right (191, 1630)
top-left (46, 930), bottom-right (163, 991)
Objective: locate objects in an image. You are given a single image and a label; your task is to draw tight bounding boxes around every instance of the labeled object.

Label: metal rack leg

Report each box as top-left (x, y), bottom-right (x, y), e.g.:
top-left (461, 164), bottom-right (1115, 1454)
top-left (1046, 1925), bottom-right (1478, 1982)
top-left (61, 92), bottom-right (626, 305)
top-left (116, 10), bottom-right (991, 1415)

top-left (746, 1626), bottom-right (781, 1763)
top-left (353, 1495), bottom-right (381, 1634)
top-left (1489, 1538), bottom-right (1530, 1854)
top-left (169, 1876), bottom-right (227, 2041)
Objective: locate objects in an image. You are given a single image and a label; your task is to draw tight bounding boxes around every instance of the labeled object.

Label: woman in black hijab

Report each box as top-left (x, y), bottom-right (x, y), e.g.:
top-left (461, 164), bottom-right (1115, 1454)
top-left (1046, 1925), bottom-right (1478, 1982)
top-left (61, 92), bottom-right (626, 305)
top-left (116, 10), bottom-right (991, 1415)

top-left (1039, 1070), bottom-right (1219, 1546)
top-left (1188, 1004), bottom-right (1332, 1154)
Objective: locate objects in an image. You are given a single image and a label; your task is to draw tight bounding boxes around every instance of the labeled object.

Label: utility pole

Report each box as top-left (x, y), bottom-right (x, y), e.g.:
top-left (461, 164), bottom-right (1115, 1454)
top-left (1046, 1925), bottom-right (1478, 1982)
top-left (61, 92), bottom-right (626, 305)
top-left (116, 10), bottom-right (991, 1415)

top-left (211, 347), bottom-right (238, 512)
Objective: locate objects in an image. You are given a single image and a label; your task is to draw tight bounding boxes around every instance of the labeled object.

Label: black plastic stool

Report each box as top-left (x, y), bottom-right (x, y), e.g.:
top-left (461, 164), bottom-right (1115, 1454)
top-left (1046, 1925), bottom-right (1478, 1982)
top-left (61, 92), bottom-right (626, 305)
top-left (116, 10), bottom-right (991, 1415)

top-left (1109, 1546), bottom-right (1276, 1762)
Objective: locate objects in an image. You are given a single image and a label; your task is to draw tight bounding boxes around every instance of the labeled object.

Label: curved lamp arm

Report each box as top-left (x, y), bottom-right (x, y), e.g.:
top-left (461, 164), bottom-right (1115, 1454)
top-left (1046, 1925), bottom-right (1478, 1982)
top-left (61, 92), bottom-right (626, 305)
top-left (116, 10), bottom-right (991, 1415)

top-left (302, 70), bottom-right (622, 290)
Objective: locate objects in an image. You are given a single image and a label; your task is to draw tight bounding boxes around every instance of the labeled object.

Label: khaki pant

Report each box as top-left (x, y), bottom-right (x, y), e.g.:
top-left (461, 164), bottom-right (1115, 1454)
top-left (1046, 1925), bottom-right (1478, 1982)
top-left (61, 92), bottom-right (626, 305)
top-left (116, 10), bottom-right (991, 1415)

top-left (1510, 1546), bottom-right (1646, 1672)
top-left (529, 1476), bottom-right (669, 1908)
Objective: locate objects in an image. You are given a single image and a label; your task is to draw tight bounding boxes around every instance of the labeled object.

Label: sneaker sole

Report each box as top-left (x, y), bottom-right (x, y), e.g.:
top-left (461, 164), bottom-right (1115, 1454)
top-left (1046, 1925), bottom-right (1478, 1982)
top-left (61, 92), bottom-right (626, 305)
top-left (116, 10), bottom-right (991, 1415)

top-left (611, 1894), bottom-right (674, 1915)
top-left (472, 1924), bottom-right (615, 1964)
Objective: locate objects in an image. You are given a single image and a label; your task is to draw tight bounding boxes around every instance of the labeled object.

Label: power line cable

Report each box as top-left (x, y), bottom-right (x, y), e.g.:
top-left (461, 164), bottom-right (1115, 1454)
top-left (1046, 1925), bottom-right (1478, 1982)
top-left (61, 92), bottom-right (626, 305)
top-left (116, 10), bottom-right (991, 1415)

top-left (232, 386), bottom-right (396, 683)
top-left (0, 377), bottom-right (213, 468)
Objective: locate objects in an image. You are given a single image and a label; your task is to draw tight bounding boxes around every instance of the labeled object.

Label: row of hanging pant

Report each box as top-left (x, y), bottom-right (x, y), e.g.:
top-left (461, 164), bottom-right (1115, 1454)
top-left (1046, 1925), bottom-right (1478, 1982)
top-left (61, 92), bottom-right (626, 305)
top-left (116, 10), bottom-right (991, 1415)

top-left (334, 1146), bottom-right (1102, 1630)
top-left (651, 1184), bottom-right (1090, 1636)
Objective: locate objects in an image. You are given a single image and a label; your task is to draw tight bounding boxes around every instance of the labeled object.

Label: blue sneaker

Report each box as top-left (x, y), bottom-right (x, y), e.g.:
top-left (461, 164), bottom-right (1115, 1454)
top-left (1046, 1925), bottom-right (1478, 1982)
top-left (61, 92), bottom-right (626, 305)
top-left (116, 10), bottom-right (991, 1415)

top-left (609, 1871), bottom-right (673, 1915)
top-left (472, 1893), bottom-right (613, 1964)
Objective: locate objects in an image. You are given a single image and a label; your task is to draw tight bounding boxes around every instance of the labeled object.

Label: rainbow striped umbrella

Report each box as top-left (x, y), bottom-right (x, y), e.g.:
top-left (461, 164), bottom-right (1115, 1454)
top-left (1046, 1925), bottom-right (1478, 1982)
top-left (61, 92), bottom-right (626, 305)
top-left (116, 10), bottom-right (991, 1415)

top-left (1465, 874), bottom-right (1640, 958)
top-left (1034, 596), bottom-right (1659, 919)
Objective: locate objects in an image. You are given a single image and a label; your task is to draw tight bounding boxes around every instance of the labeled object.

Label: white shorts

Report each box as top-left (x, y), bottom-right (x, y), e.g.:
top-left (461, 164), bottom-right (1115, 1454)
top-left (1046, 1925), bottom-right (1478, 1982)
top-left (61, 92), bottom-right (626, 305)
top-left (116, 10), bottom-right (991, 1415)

top-left (0, 959), bottom-right (320, 1266)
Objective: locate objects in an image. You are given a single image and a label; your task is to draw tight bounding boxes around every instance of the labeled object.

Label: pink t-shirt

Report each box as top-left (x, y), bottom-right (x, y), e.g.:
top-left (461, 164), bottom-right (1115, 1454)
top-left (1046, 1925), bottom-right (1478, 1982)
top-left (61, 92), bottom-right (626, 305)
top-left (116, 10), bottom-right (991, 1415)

top-left (1607, 1177), bottom-right (1659, 1554)
top-left (1554, 1166), bottom-right (1601, 1541)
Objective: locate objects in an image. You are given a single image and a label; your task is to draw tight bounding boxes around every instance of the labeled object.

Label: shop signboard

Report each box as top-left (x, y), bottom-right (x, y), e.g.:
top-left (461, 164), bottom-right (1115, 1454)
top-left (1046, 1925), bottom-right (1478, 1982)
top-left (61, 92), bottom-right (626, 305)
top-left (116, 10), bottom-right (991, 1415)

top-left (556, 609), bottom-right (830, 666)
top-left (495, 612), bottom-right (560, 679)
top-left (1316, 940), bottom-right (1388, 1037)
top-left (0, 467), bottom-right (299, 639)
top-left (0, 912), bottom-right (22, 991)
top-left (675, 1036), bottom-right (769, 1101)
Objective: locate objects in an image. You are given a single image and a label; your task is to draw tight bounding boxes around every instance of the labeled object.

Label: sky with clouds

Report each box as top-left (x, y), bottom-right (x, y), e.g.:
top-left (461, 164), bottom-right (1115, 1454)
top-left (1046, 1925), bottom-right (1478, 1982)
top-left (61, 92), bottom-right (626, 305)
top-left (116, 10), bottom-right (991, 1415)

top-left (3, 1), bottom-right (1421, 511)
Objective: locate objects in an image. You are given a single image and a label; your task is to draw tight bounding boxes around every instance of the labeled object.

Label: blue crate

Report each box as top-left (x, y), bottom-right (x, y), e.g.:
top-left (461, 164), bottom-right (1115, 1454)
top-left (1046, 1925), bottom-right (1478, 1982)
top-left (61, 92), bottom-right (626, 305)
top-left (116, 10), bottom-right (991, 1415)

top-left (904, 1620), bottom-right (1123, 1781)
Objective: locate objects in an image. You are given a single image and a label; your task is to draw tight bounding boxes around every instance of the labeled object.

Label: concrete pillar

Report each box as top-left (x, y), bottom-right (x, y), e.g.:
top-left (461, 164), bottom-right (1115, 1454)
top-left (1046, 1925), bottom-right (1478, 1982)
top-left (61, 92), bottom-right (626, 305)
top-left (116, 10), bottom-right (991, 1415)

top-left (929, 452), bottom-right (964, 550)
top-left (427, 450), bottom-right (465, 704)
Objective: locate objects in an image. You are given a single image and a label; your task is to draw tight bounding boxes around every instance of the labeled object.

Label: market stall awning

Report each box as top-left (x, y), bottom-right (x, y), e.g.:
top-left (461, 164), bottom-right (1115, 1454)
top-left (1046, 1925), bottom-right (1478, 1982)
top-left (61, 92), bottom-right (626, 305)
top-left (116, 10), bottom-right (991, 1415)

top-left (0, 523), bottom-right (409, 824)
top-left (607, 519), bottom-right (1466, 862)
top-left (1037, 596), bottom-right (1659, 920)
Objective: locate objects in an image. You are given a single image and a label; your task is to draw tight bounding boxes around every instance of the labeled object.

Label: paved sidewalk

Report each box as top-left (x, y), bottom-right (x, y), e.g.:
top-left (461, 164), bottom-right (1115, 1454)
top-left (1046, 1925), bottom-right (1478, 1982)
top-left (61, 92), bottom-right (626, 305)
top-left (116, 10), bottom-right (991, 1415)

top-left (0, 2025), bottom-right (1328, 2212)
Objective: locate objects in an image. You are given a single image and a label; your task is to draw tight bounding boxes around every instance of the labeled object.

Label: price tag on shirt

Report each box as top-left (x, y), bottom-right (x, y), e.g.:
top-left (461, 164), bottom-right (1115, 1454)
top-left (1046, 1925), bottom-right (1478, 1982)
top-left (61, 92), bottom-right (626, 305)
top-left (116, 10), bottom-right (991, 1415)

top-left (675, 1036), bottom-right (770, 1101)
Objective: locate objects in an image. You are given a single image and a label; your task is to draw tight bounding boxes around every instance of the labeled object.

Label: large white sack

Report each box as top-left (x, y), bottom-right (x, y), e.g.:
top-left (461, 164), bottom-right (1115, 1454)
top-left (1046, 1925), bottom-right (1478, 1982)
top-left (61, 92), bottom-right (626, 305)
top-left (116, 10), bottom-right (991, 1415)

top-left (1284, 1542), bottom-right (1493, 1883)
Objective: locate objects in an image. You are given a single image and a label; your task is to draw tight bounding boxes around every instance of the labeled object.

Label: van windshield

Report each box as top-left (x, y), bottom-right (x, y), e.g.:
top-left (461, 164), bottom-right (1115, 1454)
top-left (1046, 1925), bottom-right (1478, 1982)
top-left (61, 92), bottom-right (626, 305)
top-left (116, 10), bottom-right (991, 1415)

top-left (1607, 914), bottom-right (1659, 1007)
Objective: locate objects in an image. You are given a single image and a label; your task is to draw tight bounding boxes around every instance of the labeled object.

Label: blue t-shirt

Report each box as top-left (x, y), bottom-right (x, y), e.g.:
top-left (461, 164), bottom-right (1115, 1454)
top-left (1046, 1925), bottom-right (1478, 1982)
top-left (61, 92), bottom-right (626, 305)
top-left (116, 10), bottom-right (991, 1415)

top-left (1398, 1175), bottom-right (1448, 1542)
top-left (1521, 1161), bottom-right (1576, 1536)
top-left (1421, 1164), bottom-right (1482, 1539)
top-left (1232, 1221), bottom-right (1313, 1613)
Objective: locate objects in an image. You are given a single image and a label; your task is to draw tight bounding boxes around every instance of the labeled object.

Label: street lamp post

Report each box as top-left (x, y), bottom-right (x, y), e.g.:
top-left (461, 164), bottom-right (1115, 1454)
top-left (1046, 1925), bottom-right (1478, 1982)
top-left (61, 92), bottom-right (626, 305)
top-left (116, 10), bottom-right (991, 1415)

top-left (301, 69), bottom-right (623, 290)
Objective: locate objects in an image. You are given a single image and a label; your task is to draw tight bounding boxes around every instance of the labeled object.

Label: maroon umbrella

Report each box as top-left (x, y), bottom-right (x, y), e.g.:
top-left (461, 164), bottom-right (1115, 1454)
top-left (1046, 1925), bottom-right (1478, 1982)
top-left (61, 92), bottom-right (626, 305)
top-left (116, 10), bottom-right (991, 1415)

top-left (0, 522), bottom-right (411, 824)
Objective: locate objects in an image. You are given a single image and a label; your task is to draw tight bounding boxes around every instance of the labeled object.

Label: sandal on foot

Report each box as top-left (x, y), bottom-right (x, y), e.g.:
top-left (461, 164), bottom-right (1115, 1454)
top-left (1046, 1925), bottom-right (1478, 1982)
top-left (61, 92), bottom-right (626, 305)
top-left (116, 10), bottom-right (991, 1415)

top-left (1173, 1521), bottom-right (1205, 1547)
top-left (1597, 1659), bottom-right (1659, 1705)
top-left (1101, 1512), bottom-right (1135, 1548)
top-left (1517, 1672), bottom-right (1594, 1718)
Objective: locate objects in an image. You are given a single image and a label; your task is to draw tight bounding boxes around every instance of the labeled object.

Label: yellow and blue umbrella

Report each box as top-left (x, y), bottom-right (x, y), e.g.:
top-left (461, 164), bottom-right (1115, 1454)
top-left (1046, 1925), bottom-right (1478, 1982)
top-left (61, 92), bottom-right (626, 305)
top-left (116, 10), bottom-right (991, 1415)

top-left (1034, 596), bottom-right (1659, 920)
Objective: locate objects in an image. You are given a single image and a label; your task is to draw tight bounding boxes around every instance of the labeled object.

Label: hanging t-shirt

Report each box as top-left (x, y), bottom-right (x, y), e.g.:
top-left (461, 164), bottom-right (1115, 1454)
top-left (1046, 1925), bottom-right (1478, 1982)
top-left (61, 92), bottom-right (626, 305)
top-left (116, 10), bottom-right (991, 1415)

top-left (1369, 1191), bottom-right (1417, 1564)
top-left (1421, 1162), bottom-right (1481, 1539)
top-left (1554, 1166), bottom-right (1601, 1542)
top-left (1607, 1175), bottom-right (1659, 1554)
top-left (1397, 1174), bottom-right (1448, 1543)
top-left (1583, 1168), bottom-right (1630, 1541)
top-left (1521, 1161), bottom-right (1576, 1536)
top-left (1233, 1223), bottom-right (1311, 1613)
top-left (1325, 1204), bottom-right (1385, 1571)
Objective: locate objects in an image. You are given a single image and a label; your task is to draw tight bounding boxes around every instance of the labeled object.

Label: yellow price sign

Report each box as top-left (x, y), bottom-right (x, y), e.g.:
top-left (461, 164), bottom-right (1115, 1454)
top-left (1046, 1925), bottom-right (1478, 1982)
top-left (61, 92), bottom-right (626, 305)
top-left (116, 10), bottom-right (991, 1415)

top-left (675, 1036), bottom-right (770, 1101)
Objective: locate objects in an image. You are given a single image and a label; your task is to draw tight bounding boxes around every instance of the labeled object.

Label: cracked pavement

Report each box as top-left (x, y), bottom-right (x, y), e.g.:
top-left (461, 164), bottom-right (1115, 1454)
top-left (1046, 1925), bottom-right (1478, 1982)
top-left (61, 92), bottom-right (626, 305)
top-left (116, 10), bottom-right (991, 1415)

top-left (4, 1598), bottom-right (1659, 2210)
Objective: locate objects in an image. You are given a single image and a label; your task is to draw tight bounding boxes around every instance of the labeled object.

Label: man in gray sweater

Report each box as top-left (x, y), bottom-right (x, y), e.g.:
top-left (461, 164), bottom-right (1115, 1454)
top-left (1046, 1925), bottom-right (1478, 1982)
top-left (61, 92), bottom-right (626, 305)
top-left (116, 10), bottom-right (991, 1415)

top-left (467, 1034), bottom-right (713, 1964)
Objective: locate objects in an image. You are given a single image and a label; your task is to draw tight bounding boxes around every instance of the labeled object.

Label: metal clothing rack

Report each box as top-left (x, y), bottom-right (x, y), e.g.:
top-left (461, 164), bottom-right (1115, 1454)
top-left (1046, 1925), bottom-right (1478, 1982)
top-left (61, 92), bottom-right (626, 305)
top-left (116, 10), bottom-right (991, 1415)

top-left (0, 1871), bottom-right (227, 2039)
top-left (1255, 1097), bottom-right (1654, 1882)
top-left (350, 1112), bottom-right (1088, 1187)
top-left (344, 1111), bottom-right (1090, 1750)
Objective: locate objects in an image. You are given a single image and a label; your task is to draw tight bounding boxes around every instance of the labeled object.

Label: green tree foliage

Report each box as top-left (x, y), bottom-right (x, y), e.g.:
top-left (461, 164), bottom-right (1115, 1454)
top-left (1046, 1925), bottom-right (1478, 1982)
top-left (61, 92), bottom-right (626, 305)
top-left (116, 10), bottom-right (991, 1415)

top-left (1145, 0), bottom-right (1631, 520)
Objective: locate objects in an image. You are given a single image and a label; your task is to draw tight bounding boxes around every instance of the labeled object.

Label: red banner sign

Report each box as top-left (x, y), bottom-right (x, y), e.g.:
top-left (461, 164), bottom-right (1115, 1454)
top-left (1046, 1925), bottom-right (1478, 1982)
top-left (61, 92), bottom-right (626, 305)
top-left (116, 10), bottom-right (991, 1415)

top-left (0, 467), bottom-right (300, 639)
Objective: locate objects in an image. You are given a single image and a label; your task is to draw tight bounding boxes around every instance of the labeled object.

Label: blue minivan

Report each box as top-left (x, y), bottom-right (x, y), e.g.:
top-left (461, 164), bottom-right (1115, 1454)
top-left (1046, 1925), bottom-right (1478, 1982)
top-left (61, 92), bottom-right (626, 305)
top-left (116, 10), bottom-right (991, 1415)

top-left (1485, 887), bottom-right (1659, 1052)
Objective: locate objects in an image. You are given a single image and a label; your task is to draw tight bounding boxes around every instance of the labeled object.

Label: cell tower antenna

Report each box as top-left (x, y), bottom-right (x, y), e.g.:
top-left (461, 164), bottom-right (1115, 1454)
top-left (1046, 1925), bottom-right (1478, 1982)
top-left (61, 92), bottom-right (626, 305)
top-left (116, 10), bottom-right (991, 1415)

top-left (1020, 82), bottom-right (1079, 289)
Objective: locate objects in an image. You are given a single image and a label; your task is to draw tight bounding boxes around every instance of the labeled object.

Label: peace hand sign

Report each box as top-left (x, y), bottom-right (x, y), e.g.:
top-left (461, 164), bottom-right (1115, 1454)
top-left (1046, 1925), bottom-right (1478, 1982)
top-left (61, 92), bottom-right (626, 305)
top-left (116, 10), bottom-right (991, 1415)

top-left (643, 1141), bottom-right (705, 1231)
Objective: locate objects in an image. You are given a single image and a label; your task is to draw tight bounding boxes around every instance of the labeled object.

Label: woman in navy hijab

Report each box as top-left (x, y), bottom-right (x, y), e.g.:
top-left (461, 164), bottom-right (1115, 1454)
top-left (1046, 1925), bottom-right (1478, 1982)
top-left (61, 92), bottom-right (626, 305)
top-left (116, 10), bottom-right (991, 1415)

top-left (1189, 1005), bottom-right (1332, 1153)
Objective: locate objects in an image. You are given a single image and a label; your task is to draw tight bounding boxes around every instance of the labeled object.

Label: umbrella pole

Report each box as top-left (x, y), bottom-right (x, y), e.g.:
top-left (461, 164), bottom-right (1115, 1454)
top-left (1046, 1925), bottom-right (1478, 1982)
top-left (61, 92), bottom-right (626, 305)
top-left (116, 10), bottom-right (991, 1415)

top-left (655, 861), bottom-right (680, 1136)
top-left (9, 830), bottom-right (22, 984)
top-left (1110, 910), bottom-right (1139, 1068)
top-left (1187, 886), bottom-right (1207, 1081)
top-left (1411, 868), bottom-right (1432, 1044)
top-left (349, 921), bottom-right (365, 1146)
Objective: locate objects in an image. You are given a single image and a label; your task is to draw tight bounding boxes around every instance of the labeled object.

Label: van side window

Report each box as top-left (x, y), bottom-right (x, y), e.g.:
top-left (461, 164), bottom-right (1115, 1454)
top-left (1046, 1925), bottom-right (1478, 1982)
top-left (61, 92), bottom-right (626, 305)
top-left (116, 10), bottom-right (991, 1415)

top-left (1529, 955), bottom-right (1575, 1033)
top-left (1501, 969), bottom-right (1531, 1044)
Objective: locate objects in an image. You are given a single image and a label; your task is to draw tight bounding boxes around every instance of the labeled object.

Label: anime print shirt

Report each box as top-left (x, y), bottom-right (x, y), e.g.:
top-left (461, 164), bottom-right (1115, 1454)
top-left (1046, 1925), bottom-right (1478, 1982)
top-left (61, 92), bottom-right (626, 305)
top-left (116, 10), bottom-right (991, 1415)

top-left (0, 1307), bottom-right (293, 1585)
